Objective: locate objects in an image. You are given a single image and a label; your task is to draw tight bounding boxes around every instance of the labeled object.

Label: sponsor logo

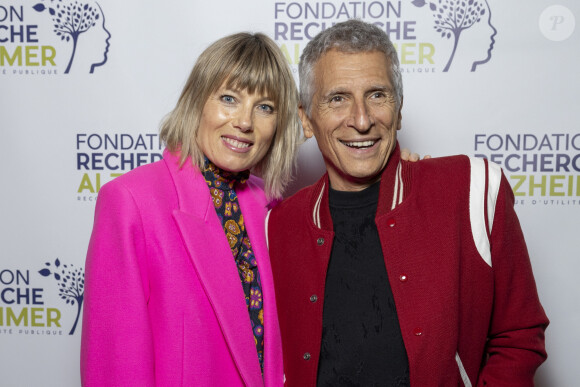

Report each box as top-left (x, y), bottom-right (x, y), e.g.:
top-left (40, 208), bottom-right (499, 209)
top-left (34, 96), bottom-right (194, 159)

top-left (273, 0), bottom-right (496, 74)
top-left (0, 258), bottom-right (83, 336)
top-left (38, 258), bottom-right (84, 335)
top-left (409, 0), bottom-right (495, 72)
top-left (0, 0), bottom-right (110, 75)
top-left (76, 132), bottom-right (164, 202)
top-left (475, 133), bottom-right (580, 206)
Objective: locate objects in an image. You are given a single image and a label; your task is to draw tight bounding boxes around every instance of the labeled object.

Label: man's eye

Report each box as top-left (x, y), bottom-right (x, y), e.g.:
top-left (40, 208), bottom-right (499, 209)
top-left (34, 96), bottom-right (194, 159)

top-left (371, 92), bottom-right (386, 99)
top-left (330, 95), bottom-right (344, 103)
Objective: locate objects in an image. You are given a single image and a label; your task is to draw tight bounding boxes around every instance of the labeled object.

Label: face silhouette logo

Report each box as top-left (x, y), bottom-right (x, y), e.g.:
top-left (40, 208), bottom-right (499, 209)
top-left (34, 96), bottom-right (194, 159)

top-left (39, 258), bottom-right (85, 335)
top-left (33, 0), bottom-right (111, 73)
top-left (411, 0), bottom-right (496, 71)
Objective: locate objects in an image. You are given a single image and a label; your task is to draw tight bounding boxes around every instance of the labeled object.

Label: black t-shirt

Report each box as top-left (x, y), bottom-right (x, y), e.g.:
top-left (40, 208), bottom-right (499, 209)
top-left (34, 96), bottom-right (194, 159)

top-left (317, 181), bottom-right (410, 387)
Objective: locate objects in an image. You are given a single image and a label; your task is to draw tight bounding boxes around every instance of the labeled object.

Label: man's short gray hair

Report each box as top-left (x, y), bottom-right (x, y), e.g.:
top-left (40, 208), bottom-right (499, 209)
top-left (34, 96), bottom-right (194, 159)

top-left (299, 19), bottom-right (402, 116)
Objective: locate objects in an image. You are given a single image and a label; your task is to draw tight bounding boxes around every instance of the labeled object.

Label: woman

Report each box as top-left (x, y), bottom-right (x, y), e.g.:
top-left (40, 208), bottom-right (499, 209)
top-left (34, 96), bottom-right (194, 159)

top-left (80, 32), bottom-right (300, 386)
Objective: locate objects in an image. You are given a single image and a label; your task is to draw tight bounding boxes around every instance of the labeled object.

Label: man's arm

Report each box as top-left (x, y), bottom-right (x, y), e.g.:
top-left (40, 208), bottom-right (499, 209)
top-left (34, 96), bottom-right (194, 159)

top-left (478, 171), bottom-right (549, 386)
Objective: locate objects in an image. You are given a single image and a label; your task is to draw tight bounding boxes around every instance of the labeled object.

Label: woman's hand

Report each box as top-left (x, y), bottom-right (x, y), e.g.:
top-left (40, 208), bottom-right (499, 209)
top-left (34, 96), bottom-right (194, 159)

top-left (400, 148), bottom-right (431, 162)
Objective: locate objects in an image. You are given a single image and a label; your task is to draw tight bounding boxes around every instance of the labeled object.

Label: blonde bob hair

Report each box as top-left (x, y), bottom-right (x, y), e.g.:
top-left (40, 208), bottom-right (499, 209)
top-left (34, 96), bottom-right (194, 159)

top-left (160, 32), bottom-right (300, 199)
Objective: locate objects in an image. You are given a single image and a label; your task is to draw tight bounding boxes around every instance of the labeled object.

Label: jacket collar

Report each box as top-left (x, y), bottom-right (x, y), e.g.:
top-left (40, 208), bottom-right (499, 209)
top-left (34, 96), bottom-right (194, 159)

top-left (310, 143), bottom-right (406, 230)
top-left (163, 149), bottom-right (266, 386)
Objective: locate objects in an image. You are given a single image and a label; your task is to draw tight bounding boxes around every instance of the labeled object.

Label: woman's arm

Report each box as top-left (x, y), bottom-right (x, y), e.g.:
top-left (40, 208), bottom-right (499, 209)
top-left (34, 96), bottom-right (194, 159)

top-left (80, 181), bottom-right (155, 387)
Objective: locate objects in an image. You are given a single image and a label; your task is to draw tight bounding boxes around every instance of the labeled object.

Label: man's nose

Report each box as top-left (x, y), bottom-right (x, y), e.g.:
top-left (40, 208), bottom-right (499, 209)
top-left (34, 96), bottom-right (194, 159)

top-left (349, 99), bottom-right (372, 132)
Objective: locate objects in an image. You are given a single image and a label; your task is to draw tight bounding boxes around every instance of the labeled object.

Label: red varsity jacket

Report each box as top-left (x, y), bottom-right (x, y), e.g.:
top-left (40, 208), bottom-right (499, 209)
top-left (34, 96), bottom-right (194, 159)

top-left (267, 146), bottom-right (548, 387)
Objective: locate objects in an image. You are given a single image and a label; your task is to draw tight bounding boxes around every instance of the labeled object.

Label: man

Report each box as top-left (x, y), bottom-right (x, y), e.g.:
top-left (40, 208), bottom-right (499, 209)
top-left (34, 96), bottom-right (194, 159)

top-left (267, 20), bottom-right (548, 386)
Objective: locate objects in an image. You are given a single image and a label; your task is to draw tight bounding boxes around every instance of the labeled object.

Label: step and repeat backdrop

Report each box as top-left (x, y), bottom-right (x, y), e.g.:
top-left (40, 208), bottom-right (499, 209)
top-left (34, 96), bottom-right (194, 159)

top-left (1, 0), bottom-right (578, 385)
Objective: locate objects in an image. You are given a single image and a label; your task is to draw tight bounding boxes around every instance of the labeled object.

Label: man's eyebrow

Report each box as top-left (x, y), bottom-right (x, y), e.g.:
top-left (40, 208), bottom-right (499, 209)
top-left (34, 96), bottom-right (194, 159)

top-left (368, 85), bottom-right (393, 92)
top-left (321, 87), bottom-right (349, 99)
top-left (322, 85), bottom-right (393, 99)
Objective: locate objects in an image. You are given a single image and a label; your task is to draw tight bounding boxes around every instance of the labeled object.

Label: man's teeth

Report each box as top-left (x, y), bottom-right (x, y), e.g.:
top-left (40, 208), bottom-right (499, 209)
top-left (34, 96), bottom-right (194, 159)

top-left (342, 140), bottom-right (376, 148)
top-left (223, 137), bottom-right (251, 148)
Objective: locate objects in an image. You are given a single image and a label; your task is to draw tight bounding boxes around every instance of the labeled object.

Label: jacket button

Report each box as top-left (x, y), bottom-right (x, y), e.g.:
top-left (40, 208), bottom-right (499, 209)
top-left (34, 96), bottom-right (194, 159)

top-left (399, 274), bottom-right (408, 282)
top-left (413, 327), bottom-right (423, 336)
top-left (387, 218), bottom-right (396, 227)
top-left (317, 237), bottom-right (324, 246)
top-left (310, 294), bottom-right (318, 303)
top-left (303, 352), bottom-right (311, 360)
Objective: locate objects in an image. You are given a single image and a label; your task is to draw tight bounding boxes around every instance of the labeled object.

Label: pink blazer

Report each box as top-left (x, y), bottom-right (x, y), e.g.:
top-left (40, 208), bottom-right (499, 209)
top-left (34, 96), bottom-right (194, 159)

top-left (81, 150), bottom-right (283, 386)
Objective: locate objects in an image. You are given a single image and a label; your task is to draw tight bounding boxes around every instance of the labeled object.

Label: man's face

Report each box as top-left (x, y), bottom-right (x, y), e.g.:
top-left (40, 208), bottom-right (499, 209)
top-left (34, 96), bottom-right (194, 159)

top-left (300, 49), bottom-right (402, 192)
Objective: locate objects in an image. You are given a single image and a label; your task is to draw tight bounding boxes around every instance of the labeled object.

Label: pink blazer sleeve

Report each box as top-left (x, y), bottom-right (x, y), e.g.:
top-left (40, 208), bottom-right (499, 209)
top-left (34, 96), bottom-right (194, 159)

top-left (80, 181), bottom-right (155, 386)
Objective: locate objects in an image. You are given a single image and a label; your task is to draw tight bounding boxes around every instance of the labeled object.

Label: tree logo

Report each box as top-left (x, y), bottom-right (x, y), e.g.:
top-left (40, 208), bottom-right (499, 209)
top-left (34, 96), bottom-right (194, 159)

top-left (411, 0), bottom-right (496, 71)
top-left (32, 0), bottom-right (111, 73)
top-left (39, 258), bottom-right (85, 335)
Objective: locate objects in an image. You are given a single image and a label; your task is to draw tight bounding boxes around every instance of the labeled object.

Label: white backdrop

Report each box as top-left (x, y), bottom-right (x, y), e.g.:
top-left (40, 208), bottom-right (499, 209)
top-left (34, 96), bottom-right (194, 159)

top-left (1, 0), bottom-right (578, 385)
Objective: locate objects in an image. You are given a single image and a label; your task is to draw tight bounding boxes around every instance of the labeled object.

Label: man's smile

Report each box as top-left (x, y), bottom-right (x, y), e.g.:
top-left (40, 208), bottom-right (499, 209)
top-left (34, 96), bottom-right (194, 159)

top-left (340, 139), bottom-right (378, 149)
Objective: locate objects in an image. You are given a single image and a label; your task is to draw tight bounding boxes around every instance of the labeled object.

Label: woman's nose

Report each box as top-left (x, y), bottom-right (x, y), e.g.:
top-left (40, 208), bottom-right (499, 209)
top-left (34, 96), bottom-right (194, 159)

top-left (234, 105), bottom-right (253, 132)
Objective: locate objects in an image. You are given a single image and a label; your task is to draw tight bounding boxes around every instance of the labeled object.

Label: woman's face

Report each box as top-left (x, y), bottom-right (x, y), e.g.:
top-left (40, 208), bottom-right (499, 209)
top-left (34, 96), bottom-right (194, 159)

top-left (197, 82), bottom-right (278, 173)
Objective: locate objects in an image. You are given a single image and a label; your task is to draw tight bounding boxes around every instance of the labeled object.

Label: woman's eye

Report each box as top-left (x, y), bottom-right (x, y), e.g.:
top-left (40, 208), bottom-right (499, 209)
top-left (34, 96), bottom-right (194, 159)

top-left (221, 95), bottom-right (235, 103)
top-left (258, 104), bottom-right (274, 114)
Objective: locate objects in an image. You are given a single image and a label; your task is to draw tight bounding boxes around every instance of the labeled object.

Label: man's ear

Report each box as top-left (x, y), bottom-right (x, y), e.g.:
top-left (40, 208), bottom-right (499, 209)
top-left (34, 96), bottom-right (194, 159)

top-left (397, 96), bottom-right (403, 131)
top-left (298, 106), bottom-right (314, 139)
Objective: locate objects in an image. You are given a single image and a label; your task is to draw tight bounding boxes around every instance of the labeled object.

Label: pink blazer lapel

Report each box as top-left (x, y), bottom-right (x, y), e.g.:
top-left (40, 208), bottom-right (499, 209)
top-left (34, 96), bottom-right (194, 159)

top-left (164, 150), bottom-right (263, 386)
top-left (238, 182), bottom-right (283, 386)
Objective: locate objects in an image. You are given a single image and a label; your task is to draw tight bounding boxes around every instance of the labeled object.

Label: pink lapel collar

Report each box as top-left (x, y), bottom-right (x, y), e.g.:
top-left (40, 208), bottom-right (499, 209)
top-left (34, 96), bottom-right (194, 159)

top-left (164, 149), bottom-right (264, 386)
top-left (237, 179), bottom-right (283, 385)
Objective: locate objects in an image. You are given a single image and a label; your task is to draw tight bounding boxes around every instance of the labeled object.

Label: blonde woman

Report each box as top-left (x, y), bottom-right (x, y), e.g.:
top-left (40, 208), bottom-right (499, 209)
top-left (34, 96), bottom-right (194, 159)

top-left (81, 32), bottom-right (300, 386)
